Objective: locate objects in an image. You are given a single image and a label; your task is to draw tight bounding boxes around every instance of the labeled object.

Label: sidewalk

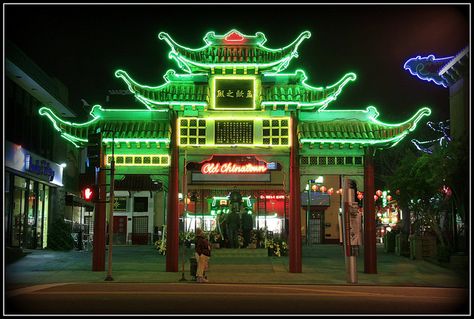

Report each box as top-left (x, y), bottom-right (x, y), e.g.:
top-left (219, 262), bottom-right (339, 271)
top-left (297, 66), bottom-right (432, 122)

top-left (4, 244), bottom-right (469, 289)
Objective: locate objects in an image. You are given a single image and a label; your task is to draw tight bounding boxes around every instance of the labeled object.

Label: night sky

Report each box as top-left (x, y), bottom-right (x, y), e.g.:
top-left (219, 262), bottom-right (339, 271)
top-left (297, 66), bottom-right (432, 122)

top-left (5, 4), bottom-right (469, 124)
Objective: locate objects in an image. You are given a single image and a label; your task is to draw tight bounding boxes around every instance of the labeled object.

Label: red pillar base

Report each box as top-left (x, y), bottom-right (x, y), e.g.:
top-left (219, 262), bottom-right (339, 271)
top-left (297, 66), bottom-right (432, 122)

top-left (364, 148), bottom-right (377, 274)
top-left (289, 114), bottom-right (302, 273)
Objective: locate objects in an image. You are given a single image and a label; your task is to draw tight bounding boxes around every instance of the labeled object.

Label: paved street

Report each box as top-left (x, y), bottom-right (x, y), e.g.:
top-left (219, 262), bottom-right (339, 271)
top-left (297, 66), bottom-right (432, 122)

top-left (4, 244), bottom-right (470, 315)
top-left (5, 282), bottom-right (469, 314)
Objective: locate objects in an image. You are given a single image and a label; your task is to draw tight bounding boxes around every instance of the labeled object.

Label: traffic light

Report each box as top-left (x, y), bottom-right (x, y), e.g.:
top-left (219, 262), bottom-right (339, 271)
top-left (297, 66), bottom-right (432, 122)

top-left (82, 185), bottom-right (98, 202)
top-left (87, 132), bottom-right (102, 168)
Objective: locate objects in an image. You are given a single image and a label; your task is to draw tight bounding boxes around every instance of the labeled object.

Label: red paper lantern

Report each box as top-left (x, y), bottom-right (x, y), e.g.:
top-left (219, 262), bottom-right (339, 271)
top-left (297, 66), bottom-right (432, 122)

top-left (374, 195), bottom-right (379, 201)
top-left (320, 186), bottom-right (327, 193)
top-left (357, 193), bottom-right (364, 200)
top-left (376, 190), bottom-right (383, 197)
top-left (327, 188), bottom-right (334, 195)
top-left (386, 194), bottom-right (392, 202)
top-left (311, 184), bottom-right (318, 191)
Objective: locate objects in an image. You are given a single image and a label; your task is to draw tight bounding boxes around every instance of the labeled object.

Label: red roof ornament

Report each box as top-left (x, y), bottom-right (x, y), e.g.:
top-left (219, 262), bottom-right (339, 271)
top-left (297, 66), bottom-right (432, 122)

top-left (225, 31), bottom-right (246, 43)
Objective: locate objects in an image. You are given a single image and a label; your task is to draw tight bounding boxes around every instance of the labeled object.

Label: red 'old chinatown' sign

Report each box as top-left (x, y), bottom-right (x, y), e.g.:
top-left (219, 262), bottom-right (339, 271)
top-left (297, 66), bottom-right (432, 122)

top-left (201, 162), bottom-right (268, 174)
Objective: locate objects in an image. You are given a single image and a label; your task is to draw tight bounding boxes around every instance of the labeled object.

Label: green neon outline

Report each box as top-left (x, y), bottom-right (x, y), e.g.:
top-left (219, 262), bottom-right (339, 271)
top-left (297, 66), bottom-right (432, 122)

top-left (39, 106), bottom-right (101, 148)
top-left (39, 106), bottom-right (100, 131)
top-left (106, 154), bottom-right (170, 167)
top-left (210, 75), bottom-right (258, 110)
top-left (299, 107), bottom-right (431, 147)
top-left (39, 105), bottom-right (172, 148)
top-left (115, 69), bottom-right (208, 110)
top-left (158, 30), bottom-right (311, 73)
top-left (177, 116), bottom-right (292, 147)
top-left (205, 29), bottom-right (267, 46)
top-left (261, 71), bottom-right (357, 110)
top-left (103, 138), bottom-right (170, 144)
top-left (211, 196), bottom-right (252, 207)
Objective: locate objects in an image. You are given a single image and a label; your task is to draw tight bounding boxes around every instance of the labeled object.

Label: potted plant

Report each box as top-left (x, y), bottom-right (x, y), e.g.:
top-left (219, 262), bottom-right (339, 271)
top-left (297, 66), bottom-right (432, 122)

top-left (209, 230), bottom-right (221, 249)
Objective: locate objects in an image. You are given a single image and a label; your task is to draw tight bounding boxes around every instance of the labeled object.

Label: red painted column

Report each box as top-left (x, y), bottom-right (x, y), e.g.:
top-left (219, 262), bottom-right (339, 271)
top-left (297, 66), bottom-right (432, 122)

top-left (166, 112), bottom-right (179, 272)
top-left (289, 114), bottom-right (302, 273)
top-left (364, 147), bottom-right (377, 273)
top-left (92, 143), bottom-right (106, 271)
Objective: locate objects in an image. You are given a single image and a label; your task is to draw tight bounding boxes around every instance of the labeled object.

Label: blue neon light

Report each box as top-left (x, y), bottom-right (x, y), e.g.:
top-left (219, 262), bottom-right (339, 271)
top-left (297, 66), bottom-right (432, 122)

top-left (403, 54), bottom-right (453, 88)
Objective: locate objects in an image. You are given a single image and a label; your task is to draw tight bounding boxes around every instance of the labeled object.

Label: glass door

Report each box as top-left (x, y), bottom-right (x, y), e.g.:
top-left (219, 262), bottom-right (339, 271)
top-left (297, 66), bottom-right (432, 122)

top-left (36, 183), bottom-right (44, 249)
top-left (24, 180), bottom-right (37, 249)
top-left (42, 186), bottom-right (49, 248)
top-left (12, 176), bottom-right (27, 247)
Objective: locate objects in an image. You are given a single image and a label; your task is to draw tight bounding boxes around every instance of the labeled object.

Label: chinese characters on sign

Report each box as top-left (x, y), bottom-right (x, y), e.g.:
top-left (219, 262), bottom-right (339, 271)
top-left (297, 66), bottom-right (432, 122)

top-left (215, 120), bottom-right (253, 144)
top-left (215, 78), bottom-right (254, 109)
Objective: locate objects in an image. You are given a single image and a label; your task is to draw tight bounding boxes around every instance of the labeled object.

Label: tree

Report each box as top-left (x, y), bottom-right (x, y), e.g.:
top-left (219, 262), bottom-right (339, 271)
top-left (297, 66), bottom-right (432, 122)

top-left (385, 135), bottom-right (469, 257)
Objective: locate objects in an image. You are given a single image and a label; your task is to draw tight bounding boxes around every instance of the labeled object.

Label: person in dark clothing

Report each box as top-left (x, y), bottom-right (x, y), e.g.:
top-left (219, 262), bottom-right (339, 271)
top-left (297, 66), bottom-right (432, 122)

top-left (195, 228), bottom-right (211, 283)
top-left (226, 210), bottom-right (239, 248)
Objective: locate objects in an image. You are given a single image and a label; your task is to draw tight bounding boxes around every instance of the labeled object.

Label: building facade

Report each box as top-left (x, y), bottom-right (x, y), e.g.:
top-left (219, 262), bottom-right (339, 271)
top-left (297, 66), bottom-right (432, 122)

top-left (39, 30), bottom-right (430, 272)
top-left (5, 41), bottom-right (85, 250)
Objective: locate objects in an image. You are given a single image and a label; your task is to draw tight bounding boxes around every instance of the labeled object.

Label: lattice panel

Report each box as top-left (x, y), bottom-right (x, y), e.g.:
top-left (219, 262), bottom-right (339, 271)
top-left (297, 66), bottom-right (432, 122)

top-left (262, 119), bottom-right (289, 146)
top-left (179, 118), bottom-right (207, 145)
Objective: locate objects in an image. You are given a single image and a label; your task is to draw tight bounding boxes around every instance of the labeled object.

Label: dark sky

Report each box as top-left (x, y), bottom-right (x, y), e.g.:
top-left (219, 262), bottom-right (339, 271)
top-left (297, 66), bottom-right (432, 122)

top-left (5, 4), bottom-right (470, 124)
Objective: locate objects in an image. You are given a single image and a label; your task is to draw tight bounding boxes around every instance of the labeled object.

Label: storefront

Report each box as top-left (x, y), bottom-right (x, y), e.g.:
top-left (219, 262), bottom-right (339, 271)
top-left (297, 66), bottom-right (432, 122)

top-left (5, 140), bottom-right (65, 249)
top-left (39, 29), bottom-right (430, 272)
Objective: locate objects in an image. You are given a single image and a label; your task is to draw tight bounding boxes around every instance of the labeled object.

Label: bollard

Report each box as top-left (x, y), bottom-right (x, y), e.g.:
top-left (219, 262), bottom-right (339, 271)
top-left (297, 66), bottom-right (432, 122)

top-left (346, 255), bottom-right (358, 284)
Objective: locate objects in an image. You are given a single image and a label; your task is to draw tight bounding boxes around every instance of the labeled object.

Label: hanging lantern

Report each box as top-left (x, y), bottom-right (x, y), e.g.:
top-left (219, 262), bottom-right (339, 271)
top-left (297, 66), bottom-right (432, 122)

top-left (395, 189), bottom-right (401, 195)
top-left (320, 185), bottom-right (327, 193)
top-left (374, 195), bottom-right (379, 201)
top-left (357, 193), bottom-right (364, 201)
top-left (327, 188), bottom-right (334, 195)
top-left (376, 190), bottom-right (383, 197)
top-left (386, 194), bottom-right (392, 202)
top-left (311, 184), bottom-right (318, 192)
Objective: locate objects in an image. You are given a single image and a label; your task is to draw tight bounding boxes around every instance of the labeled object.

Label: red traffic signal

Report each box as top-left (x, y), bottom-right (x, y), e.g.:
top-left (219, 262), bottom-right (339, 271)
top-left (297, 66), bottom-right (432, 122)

top-left (82, 185), bottom-right (97, 202)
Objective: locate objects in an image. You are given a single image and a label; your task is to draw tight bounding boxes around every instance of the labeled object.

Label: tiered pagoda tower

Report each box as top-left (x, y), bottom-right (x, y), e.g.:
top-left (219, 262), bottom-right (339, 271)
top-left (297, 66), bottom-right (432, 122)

top-left (40, 29), bottom-right (430, 274)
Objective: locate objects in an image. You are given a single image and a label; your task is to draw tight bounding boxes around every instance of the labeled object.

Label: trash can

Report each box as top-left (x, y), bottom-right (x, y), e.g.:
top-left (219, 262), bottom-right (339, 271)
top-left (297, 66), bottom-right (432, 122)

top-left (190, 257), bottom-right (197, 279)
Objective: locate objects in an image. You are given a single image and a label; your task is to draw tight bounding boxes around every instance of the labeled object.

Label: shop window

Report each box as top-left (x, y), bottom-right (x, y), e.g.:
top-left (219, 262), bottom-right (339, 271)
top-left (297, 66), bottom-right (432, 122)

top-left (134, 197), bottom-right (148, 212)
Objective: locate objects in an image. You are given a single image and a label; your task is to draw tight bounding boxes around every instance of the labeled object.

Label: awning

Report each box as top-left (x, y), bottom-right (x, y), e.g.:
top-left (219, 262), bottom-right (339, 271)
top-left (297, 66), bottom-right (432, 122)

top-left (65, 193), bottom-right (94, 208)
top-left (114, 174), bottom-right (163, 192)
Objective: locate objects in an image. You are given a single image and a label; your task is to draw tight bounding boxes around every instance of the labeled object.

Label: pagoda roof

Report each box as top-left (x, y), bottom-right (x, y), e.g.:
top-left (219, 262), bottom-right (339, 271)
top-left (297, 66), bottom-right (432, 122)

top-left (115, 69), bottom-right (356, 111)
top-left (38, 105), bottom-right (171, 148)
top-left (298, 106), bottom-right (431, 149)
top-left (158, 30), bottom-right (311, 73)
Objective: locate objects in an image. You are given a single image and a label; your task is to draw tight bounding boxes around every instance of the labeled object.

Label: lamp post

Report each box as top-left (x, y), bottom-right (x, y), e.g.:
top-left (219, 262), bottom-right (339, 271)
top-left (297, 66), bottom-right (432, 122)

top-left (306, 180), bottom-right (311, 246)
top-left (105, 130), bottom-right (115, 281)
top-left (179, 152), bottom-right (188, 282)
top-left (191, 192), bottom-right (198, 233)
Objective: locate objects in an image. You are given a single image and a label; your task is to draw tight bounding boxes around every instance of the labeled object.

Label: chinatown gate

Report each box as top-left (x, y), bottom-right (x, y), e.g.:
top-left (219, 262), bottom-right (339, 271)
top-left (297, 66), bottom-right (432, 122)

top-left (39, 29), bottom-right (430, 273)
